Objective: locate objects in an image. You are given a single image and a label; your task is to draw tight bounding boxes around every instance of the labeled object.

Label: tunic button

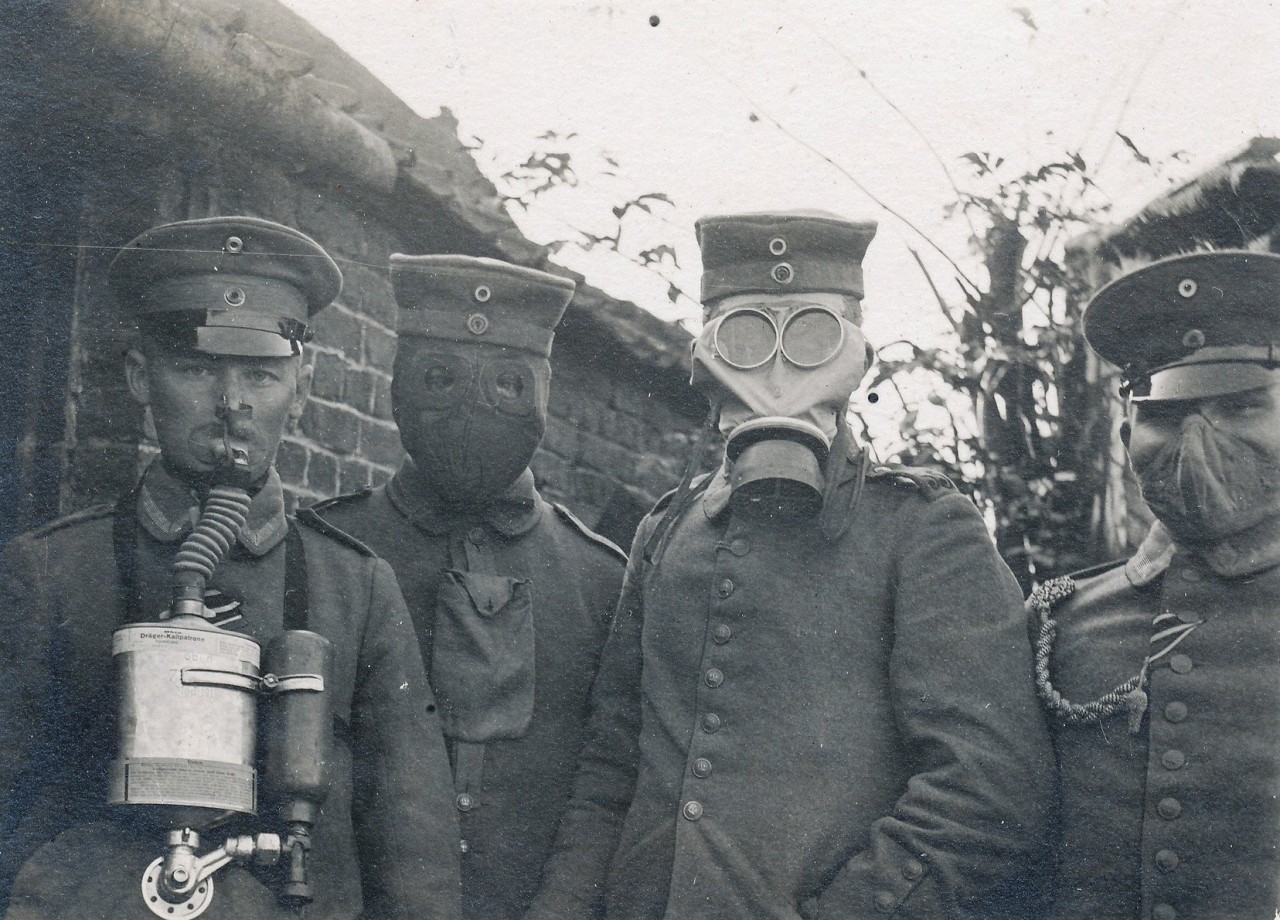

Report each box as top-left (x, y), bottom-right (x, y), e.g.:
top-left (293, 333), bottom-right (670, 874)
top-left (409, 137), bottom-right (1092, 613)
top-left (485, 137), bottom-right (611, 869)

top-left (901, 858), bottom-right (925, 881)
top-left (705, 668), bottom-right (724, 688)
top-left (1169, 654), bottom-right (1193, 674)
top-left (717, 578), bottom-right (735, 598)
top-left (456, 792), bottom-right (476, 812)
top-left (702, 712), bottom-right (722, 733)
top-left (1155, 849), bottom-right (1179, 872)
top-left (730, 537), bottom-right (751, 556)
top-left (460, 839), bottom-right (470, 854)
top-left (682, 800), bottom-right (703, 821)
top-left (468, 526), bottom-right (488, 545)
top-left (713, 624), bottom-right (733, 644)
top-left (1180, 567), bottom-right (1200, 582)
top-left (1152, 904), bottom-right (1177, 920)
top-left (1161, 749), bottom-right (1186, 770)
top-left (1157, 797), bottom-right (1181, 820)
top-left (874, 891), bottom-right (895, 913)
top-left (1164, 701), bottom-right (1188, 722)
top-left (693, 757), bottom-right (713, 778)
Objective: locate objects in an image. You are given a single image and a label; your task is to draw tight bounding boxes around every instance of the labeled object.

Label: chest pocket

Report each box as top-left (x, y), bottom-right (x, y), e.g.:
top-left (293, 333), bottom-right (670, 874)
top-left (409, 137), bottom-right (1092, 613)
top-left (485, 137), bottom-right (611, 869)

top-left (430, 571), bottom-right (535, 742)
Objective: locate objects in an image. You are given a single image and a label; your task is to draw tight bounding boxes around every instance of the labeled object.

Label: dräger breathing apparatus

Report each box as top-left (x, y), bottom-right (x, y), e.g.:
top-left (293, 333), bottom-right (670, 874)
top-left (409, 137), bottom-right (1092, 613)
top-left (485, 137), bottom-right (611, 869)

top-left (109, 406), bottom-right (333, 918)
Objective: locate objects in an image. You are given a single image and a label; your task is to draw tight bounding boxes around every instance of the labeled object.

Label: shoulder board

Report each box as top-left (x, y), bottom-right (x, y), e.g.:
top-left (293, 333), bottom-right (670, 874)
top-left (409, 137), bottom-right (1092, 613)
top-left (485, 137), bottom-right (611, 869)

top-left (650, 472), bottom-right (713, 516)
top-left (865, 464), bottom-right (956, 501)
top-left (309, 488), bottom-right (373, 516)
top-left (293, 507), bottom-right (376, 557)
top-left (24, 503), bottom-right (115, 540)
top-left (552, 502), bottom-right (627, 563)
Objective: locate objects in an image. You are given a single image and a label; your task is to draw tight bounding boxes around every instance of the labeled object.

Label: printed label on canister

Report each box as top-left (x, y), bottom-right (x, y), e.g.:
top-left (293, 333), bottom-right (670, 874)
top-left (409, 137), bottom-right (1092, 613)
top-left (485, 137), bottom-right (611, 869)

top-left (113, 623), bottom-right (260, 668)
top-left (108, 758), bottom-right (257, 814)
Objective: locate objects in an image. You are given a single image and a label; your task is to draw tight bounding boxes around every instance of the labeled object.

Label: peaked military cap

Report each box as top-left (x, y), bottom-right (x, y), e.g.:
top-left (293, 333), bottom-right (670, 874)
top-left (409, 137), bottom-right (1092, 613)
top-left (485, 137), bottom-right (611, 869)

top-left (1085, 250), bottom-right (1280, 401)
top-left (390, 254), bottom-right (576, 357)
top-left (695, 210), bottom-right (878, 308)
top-left (109, 216), bottom-right (341, 357)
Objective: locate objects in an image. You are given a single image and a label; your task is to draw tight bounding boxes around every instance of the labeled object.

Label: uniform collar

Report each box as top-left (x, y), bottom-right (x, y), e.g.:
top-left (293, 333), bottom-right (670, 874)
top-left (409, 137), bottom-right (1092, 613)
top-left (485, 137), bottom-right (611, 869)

top-left (1126, 515), bottom-right (1280, 584)
top-left (1125, 521), bottom-right (1176, 587)
top-left (701, 464), bottom-right (734, 520)
top-left (135, 459), bottom-right (288, 557)
top-left (386, 457), bottom-right (544, 537)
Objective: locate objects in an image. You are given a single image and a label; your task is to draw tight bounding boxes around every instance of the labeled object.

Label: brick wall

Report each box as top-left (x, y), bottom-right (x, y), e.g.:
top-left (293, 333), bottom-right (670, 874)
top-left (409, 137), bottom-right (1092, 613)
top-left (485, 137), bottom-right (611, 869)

top-left (7, 21), bottom-right (700, 545)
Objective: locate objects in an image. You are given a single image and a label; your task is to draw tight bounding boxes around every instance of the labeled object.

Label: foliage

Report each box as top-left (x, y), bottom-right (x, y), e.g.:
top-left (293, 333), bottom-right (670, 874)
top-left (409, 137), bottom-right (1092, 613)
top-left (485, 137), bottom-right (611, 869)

top-left (862, 150), bottom-right (1118, 586)
top-left (484, 129), bottom-right (1168, 588)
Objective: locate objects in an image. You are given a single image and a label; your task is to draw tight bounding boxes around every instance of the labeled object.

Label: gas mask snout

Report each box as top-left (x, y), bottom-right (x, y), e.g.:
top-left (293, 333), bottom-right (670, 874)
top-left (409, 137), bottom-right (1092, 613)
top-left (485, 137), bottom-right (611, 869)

top-left (693, 302), bottom-right (870, 514)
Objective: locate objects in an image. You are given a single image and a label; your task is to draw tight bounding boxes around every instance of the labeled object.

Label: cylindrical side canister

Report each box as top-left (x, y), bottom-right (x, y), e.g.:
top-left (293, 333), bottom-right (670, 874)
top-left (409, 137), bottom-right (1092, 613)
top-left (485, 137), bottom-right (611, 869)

top-left (262, 630), bottom-right (333, 825)
top-left (108, 618), bottom-right (261, 827)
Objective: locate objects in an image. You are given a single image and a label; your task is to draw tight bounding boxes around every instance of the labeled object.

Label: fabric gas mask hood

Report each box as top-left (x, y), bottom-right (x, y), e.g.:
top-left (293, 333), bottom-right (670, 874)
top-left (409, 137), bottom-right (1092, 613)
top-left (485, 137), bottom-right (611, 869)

top-left (692, 299), bottom-right (871, 514)
top-left (394, 340), bottom-right (550, 506)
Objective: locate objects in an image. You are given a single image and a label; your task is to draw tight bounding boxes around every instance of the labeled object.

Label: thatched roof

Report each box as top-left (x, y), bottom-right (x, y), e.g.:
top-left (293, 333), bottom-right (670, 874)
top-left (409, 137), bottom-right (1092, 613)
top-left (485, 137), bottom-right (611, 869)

top-left (52, 0), bottom-right (695, 377)
top-left (1085, 137), bottom-right (1280, 267)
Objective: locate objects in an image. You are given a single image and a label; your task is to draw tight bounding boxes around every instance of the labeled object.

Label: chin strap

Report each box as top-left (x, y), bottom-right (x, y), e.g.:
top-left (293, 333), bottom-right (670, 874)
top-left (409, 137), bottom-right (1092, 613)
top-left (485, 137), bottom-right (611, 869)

top-left (817, 413), bottom-right (871, 542)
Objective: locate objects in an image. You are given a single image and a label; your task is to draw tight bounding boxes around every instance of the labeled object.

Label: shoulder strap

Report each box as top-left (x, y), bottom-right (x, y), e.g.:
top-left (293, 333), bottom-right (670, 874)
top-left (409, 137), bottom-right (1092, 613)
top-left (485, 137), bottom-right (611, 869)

top-left (552, 502), bottom-right (627, 563)
top-left (283, 519), bottom-right (309, 632)
top-left (113, 488), bottom-right (142, 622)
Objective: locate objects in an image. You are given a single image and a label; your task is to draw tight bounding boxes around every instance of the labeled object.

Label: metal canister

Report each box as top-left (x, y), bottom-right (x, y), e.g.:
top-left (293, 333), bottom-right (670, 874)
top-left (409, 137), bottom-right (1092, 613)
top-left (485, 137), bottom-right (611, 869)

top-left (108, 615), bottom-right (261, 829)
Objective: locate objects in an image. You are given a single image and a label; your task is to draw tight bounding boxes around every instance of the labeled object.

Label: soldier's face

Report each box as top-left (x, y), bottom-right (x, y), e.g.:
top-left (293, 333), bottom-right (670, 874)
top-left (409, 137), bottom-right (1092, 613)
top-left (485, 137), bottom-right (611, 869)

top-left (1129, 382), bottom-right (1280, 540)
top-left (126, 341), bottom-right (312, 485)
top-left (1129, 384), bottom-right (1280, 468)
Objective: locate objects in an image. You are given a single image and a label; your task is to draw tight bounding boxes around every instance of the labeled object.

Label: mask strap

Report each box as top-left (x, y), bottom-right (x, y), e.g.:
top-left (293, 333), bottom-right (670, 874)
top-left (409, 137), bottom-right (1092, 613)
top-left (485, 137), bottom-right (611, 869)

top-left (643, 403), bottom-right (720, 569)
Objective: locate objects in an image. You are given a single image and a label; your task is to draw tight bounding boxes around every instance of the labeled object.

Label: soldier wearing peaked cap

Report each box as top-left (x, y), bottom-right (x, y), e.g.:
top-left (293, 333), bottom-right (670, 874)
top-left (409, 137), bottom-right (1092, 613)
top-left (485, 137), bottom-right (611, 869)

top-left (0, 217), bottom-right (461, 919)
top-left (1032, 250), bottom-right (1280, 919)
top-left (311, 255), bottom-right (625, 920)
top-left (527, 211), bottom-right (1053, 920)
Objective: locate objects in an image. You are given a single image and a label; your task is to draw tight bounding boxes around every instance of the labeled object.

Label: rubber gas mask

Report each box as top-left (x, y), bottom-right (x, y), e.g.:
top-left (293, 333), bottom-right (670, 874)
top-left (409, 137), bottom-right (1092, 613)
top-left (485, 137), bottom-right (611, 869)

top-left (393, 340), bottom-right (549, 505)
top-left (692, 297), bottom-right (871, 513)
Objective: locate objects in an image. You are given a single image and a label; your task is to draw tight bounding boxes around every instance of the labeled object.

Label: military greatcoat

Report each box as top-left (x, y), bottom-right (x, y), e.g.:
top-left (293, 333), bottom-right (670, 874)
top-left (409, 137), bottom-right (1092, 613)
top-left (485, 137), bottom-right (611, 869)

top-left (527, 455), bottom-right (1054, 920)
top-left (0, 462), bottom-right (461, 920)
top-left (313, 459), bottom-right (625, 920)
top-left (1040, 521), bottom-right (1280, 920)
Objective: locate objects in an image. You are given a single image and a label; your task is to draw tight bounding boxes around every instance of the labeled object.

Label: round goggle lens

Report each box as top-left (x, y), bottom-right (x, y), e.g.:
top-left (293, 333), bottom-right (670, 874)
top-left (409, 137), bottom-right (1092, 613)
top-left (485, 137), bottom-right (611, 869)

top-left (780, 307), bottom-right (844, 368)
top-left (714, 309), bottom-right (778, 369)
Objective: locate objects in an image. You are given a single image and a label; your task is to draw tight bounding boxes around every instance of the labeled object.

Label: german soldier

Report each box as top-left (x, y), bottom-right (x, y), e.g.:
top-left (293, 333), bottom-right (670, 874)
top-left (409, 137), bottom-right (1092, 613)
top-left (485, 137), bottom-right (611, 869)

top-left (1033, 250), bottom-right (1280, 919)
top-left (527, 211), bottom-right (1053, 920)
top-left (0, 217), bottom-right (461, 919)
top-left (312, 255), bottom-right (626, 920)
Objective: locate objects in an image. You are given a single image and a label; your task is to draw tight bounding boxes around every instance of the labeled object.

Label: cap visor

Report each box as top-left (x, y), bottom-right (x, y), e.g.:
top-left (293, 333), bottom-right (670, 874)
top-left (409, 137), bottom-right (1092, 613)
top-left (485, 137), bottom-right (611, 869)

top-left (1139, 363), bottom-right (1280, 402)
top-left (195, 326), bottom-right (297, 357)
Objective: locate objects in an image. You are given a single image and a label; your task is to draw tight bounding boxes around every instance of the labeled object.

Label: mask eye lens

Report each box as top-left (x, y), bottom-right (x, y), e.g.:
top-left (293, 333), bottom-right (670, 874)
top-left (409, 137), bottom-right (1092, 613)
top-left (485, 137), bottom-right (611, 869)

top-left (424, 364), bottom-right (457, 392)
top-left (495, 372), bottom-right (524, 400)
top-left (781, 307), bottom-right (844, 368)
top-left (714, 309), bottom-right (778, 369)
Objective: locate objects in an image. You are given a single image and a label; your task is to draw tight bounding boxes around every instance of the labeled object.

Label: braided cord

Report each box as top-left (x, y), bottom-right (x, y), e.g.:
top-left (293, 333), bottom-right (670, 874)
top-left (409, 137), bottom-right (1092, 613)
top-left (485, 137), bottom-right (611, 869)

top-left (1032, 575), bottom-right (1148, 729)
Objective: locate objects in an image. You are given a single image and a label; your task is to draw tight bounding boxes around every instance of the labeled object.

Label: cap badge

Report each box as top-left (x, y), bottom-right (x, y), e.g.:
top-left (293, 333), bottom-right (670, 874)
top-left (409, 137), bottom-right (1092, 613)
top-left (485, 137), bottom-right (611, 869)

top-left (473, 284), bottom-right (492, 303)
top-left (466, 313), bottom-right (490, 335)
top-left (771, 262), bottom-right (794, 284)
top-left (1182, 328), bottom-right (1206, 349)
top-left (1177, 278), bottom-right (1197, 298)
top-left (223, 287), bottom-right (246, 307)
top-left (768, 237), bottom-right (787, 256)
top-left (224, 236), bottom-right (244, 254)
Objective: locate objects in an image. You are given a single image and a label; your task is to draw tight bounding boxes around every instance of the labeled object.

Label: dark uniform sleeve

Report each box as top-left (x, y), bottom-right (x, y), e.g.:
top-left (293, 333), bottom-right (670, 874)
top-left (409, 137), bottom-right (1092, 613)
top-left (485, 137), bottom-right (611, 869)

top-left (0, 535), bottom-right (53, 907)
top-left (523, 518), bottom-right (652, 920)
top-left (349, 556), bottom-right (462, 919)
top-left (812, 491), bottom-right (1054, 919)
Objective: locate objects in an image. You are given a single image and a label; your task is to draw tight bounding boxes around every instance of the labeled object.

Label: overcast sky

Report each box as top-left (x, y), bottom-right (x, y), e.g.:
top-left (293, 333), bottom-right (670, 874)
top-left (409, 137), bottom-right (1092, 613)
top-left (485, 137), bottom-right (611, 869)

top-left (281, 0), bottom-right (1280, 353)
